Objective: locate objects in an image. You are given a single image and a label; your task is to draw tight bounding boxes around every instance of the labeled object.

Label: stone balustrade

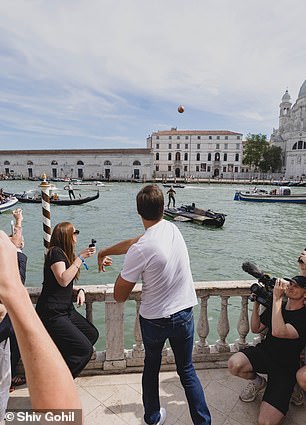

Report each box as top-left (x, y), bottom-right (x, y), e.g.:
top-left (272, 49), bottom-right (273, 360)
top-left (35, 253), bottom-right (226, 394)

top-left (27, 280), bottom-right (258, 375)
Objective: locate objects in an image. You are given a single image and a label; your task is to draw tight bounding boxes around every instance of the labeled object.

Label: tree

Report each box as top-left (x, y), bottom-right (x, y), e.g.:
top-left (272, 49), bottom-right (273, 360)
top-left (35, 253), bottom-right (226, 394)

top-left (243, 134), bottom-right (269, 169)
top-left (259, 145), bottom-right (282, 173)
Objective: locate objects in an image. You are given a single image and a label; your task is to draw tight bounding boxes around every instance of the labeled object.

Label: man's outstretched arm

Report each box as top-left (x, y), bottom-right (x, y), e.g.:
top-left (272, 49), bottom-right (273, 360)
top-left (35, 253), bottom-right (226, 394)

top-left (97, 236), bottom-right (142, 271)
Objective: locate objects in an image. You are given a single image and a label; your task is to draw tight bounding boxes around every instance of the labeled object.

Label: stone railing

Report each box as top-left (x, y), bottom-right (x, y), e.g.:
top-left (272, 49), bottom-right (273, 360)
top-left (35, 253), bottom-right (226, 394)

top-left (28, 280), bottom-right (259, 375)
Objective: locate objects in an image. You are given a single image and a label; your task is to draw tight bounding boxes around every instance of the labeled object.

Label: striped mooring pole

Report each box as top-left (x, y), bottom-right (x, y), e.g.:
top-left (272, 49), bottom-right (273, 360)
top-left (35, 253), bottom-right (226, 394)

top-left (40, 174), bottom-right (51, 256)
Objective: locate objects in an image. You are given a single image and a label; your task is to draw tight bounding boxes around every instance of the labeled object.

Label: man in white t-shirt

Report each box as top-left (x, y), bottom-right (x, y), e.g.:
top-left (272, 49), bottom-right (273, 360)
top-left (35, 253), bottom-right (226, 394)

top-left (98, 185), bottom-right (211, 425)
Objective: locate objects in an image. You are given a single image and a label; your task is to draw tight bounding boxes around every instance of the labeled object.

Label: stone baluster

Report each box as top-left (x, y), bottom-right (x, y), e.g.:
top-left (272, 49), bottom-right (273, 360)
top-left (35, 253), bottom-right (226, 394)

top-left (235, 296), bottom-right (249, 350)
top-left (216, 295), bottom-right (230, 352)
top-left (85, 300), bottom-right (93, 323)
top-left (132, 299), bottom-right (145, 359)
top-left (103, 289), bottom-right (126, 371)
top-left (195, 295), bottom-right (210, 354)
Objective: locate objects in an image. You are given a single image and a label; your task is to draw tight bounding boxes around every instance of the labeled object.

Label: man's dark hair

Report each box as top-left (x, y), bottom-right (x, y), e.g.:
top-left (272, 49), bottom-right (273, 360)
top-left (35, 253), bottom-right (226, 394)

top-left (136, 185), bottom-right (164, 221)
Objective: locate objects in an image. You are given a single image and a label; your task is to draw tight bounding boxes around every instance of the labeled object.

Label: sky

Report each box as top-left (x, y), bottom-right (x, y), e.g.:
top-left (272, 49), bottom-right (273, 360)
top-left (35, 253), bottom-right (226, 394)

top-left (0, 0), bottom-right (306, 151)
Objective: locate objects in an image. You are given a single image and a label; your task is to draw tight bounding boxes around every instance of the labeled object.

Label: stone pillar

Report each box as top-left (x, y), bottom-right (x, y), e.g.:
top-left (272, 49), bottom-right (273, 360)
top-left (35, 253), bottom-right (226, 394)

top-left (235, 296), bottom-right (249, 350)
top-left (195, 295), bottom-right (210, 354)
top-left (103, 289), bottom-right (126, 371)
top-left (216, 295), bottom-right (230, 353)
top-left (85, 301), bottom-right (93, 324)
top-left (132, 300), bottom-right (144, 359)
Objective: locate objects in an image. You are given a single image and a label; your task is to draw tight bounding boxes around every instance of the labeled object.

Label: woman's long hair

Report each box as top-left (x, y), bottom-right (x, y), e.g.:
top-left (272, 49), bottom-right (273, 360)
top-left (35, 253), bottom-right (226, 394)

top-left (47, 221), bottom-right (80, 280)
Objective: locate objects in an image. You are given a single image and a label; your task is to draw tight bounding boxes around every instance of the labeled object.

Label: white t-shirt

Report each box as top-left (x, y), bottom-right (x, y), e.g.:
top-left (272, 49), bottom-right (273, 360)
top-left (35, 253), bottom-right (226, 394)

top-left (121, 219), bottom-right (197, 319)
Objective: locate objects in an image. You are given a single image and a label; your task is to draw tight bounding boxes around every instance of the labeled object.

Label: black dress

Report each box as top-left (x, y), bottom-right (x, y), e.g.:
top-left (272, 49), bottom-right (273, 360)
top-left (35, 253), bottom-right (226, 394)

top-left (36, 246), bottom-right (99, 378)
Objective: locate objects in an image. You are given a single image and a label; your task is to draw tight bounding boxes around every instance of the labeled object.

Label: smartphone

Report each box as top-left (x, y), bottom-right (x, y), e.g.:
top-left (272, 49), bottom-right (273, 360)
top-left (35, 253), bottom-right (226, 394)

top-left (89, 239), bottom-right (97, 248)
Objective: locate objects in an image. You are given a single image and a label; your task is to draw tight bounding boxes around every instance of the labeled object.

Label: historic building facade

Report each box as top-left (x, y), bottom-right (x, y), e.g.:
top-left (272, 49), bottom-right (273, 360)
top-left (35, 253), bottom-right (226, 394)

top-left (271, 80), bottom-right (306, 179)
top-left (146, 129), bottom-right (243, 179)
top-left (0, 148), bottom-right (153, 181)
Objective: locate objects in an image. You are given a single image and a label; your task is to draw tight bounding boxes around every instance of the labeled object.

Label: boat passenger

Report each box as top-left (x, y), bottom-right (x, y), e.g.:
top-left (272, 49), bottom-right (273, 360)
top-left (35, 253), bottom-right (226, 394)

top-left (36, 222), bottom-right (99, 378)
top-left (167, 185), bottom-right (176, 208)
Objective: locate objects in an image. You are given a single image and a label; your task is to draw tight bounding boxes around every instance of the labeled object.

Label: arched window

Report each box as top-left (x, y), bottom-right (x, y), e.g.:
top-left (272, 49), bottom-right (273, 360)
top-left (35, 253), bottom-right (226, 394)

top-left (298, 140), bottom-right (303, 149)
top-left (235, 153), bottom-right (239, 162)
top-left (77, 160), bottom-right (84, 165)
top-left (175, 152), bottom-right (181, 161)
top-left (184, 153), bottom-right (188, 161)
top-left (133, 160), bottom-right (141, 165)
top-left (27, 160), bottom-right (33, 165)
top-left (196, 153), bottom-right (200, 161)
top-left (104, 160), bottom-right (112, 165)
top-left (51, 160), bottom-right (58, 165)
top-left (293, 143), bottom-right (297, 150)
top-left (215, 153), bottom-right (220, 161)
top-left (4, 160), bottom-right (10, 165)
top-left (208, 153), bottom-right (211, 161)
top-left (168, 153), bottom-right (172, 161)
top-left (223, 153), bottom-right (227, 161)
top-left (156, 153), bottom-right (159, 161)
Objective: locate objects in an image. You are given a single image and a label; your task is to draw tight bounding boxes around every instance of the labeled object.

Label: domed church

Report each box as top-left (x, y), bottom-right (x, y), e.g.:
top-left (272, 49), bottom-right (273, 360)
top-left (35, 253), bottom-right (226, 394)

top-left (271, 80), bottom-right (306, 179)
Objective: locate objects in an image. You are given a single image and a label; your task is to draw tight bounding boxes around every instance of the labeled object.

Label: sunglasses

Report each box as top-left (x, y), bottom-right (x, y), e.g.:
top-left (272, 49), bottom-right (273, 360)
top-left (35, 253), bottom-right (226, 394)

top-left (73, 229), bottom-right (80, 235)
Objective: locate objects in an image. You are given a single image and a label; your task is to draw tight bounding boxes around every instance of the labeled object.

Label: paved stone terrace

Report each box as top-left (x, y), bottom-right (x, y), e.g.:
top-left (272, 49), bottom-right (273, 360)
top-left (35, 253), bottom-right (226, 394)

top-left (8, 368), bottom-right (305, 425)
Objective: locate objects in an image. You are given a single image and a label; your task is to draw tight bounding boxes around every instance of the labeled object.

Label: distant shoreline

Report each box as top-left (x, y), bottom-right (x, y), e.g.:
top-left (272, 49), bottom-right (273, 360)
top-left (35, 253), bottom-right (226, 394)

top-left (0, 177), bottom-right (294, 186)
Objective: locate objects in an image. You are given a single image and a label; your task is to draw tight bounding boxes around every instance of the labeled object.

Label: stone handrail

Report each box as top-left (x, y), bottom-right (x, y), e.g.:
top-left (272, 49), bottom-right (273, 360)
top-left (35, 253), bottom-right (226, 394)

top-left (27, 280), bottom-right (258, 375)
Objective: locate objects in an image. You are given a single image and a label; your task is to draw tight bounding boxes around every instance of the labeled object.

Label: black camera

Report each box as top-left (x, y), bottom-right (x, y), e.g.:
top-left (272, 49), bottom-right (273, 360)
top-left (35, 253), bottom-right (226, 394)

top-left (242, 262), bottom-right (276, 308)
top-left (89, 239), bottom-right (96, 248)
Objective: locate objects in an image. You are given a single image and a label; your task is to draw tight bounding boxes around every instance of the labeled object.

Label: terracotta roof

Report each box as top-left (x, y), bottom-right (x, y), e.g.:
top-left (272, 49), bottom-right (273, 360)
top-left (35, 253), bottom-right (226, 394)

top-left (0, 148), bottom-right (153, 155)
top-left (150, 130), bottom-right (242, 136)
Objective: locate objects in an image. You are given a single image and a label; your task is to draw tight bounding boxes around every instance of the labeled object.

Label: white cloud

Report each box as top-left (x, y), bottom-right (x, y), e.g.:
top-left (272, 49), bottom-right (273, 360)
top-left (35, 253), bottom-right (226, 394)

top-left (0, 0), bottom-right (306, 149)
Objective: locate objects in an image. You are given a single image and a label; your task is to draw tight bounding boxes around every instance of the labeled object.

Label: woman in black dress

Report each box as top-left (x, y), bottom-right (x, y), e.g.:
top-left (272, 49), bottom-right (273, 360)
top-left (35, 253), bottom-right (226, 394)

top-left (36, 222), bottom-right (99, 378)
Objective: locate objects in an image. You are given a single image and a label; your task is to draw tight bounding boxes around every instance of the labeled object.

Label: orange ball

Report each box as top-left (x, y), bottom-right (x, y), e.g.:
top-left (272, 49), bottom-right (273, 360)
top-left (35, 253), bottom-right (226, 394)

top-left (178, 105), bottom-right (185, 113)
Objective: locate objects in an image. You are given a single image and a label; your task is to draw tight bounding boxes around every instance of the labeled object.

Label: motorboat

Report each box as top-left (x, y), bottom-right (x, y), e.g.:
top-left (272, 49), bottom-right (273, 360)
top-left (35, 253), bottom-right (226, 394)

top-left (164, 203), bottom-right (226, 227)
top-left (0, 196), bottom-right (19, 213)
top-left (162, 184), bottom-right (185, 188)
top-left (71, 180), bottom-right (105, 187)
top-left (234, 187), bottom-right (306, 203)
top-left (12, 191), bottom-right (100, 206)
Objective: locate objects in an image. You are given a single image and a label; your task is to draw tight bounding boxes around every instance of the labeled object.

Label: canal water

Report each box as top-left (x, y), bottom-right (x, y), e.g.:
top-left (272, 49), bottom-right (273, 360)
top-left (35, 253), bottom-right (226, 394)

top-left (1, 181), bottom-right (305, 349)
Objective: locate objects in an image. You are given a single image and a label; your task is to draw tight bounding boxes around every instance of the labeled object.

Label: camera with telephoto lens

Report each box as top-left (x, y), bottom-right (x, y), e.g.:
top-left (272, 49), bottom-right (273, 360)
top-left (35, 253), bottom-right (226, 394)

top-left (242, 262), bottom-right (277, 308)
top-left (89, 239), bottom-right (96, 248)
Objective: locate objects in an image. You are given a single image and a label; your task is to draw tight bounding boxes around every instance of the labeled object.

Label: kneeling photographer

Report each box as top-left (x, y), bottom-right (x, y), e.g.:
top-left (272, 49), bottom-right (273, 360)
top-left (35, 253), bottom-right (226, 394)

top-left (228, 268), bottom-right (306, 425)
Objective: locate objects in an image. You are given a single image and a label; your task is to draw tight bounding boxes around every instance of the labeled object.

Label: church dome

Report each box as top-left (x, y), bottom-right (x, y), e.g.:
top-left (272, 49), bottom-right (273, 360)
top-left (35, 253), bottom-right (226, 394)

top-left (282, 89), bottom-right (291, 102)
top-left (298, 80), bottom-right (306, 98)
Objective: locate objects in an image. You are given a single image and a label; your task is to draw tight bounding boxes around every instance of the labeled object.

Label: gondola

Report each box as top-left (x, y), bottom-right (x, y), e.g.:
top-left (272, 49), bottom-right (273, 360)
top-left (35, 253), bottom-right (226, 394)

top-left (164, 203), bottom-right (226, 227)
top-left (14, 191), bottom-right (99, 205)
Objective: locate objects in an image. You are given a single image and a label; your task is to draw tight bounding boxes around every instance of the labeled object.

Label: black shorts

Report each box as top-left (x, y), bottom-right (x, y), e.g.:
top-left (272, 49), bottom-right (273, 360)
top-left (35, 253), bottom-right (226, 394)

top-left (241, 345), bottom-right (298, 415)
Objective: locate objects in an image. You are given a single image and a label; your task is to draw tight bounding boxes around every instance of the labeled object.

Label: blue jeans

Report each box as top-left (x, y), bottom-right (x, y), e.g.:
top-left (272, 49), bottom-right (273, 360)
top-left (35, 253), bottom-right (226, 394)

top-left (140, 307), bottom-right (211, 425)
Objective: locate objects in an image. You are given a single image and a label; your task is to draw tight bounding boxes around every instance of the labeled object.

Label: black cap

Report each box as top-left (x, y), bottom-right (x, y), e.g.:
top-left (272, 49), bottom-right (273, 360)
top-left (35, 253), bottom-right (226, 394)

top-left (290, 276), bottom-right (306, 289)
